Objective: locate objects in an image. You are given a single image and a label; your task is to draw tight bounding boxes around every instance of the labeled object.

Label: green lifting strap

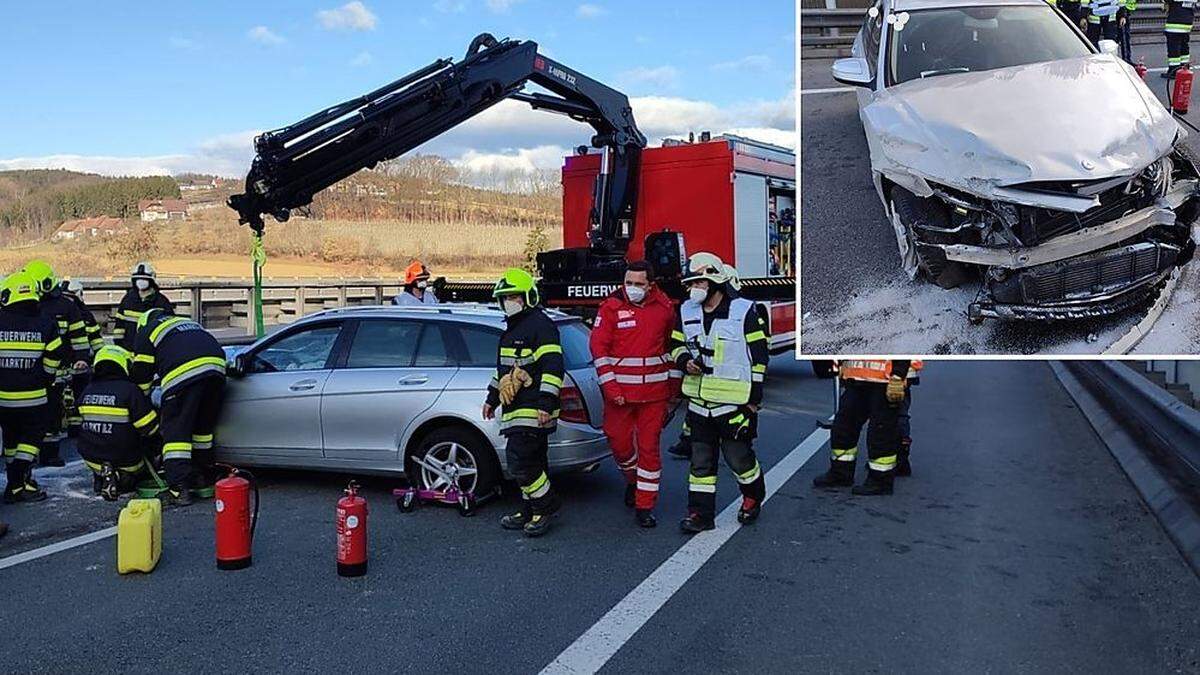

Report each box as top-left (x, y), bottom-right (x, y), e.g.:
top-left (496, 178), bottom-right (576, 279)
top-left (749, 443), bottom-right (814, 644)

top-left (250, 231), bottom-right (267, 338)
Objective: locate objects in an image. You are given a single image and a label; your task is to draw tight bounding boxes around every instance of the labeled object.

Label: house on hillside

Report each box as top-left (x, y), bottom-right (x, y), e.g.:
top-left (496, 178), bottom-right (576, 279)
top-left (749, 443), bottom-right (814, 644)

top-left (138, 198), bottom-right (188, 222)
top-left (52, 216), bottom-right (128, 241)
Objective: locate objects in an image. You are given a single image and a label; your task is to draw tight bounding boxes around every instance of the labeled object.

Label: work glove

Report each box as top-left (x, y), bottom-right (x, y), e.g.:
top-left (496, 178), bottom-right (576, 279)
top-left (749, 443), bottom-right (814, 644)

top-left (885, 376), bottom-right (906, 405)
top-left (498, 365), bottom-right (533, 406)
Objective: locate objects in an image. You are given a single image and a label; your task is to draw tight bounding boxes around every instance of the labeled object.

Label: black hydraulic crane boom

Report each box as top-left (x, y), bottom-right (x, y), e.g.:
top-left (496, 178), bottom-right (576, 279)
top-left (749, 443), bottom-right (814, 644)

top-left (228, 33), bottom-right (646, 260)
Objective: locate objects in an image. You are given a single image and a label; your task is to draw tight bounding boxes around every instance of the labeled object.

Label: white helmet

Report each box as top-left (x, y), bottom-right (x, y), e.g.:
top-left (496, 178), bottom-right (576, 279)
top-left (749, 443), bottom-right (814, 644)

top-left (723, 264), bottom-right (741, 292)
top-left (131, 261), bottom-right (156, 282)
top-left (681, 252), bottom-right (729, 285)
top-left (63, 278), bottom-right (83, 295)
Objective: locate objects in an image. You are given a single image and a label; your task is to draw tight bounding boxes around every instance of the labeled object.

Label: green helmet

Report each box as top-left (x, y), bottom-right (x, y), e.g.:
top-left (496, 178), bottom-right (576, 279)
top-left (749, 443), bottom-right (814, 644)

top-left (93, 345), bottom-right (132, 376)
top-left (1, 271), bottom-right (40, 307)
top-left (137, 307), bottom-right (167, 332)
top-left (492, 268), bottom-right (540, 306)
top-left (22, 259), bottom-right (57, 296)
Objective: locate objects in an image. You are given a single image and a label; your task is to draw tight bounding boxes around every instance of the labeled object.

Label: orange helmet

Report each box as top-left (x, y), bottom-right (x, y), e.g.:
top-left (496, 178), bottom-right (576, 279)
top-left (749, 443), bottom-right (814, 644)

top-left (404, 260), bottom-right (431, 285)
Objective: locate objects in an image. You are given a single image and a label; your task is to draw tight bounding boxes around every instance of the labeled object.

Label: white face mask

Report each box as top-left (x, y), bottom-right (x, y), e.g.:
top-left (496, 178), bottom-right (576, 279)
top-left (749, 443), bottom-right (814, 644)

top-left (688, 287), bottom-right (707, 304)
top-left (416, 280), bottom-right (428, 289)
top-left (625, 285), bottom-right (646, 303)
top-left (135, 279), bottom-right (151, 291)
top-left (502, 298), bottom-right (523, 316)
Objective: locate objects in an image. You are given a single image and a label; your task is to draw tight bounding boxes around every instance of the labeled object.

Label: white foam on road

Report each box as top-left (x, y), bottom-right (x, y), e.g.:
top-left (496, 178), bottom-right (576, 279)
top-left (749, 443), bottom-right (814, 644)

top-left (540, 427), bottom-right (831, 675)
top-left (0, 526), bottom-right (117, 572)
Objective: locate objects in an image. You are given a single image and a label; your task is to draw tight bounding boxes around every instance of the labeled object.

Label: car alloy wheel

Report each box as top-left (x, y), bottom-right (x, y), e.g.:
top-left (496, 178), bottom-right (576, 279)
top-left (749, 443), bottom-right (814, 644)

top-left (414, 441), bottom-right (479, 494)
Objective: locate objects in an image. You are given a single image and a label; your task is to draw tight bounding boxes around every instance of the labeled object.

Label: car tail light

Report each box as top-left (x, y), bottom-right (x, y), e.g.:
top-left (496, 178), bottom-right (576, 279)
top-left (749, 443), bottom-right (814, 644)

top-left (559, 378), bottom-right (590, 425)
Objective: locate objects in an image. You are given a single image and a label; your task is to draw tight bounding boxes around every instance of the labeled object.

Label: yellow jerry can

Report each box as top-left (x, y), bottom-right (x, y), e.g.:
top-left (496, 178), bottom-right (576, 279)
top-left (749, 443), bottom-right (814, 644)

top-left (117, 498), bottom-right (162, 574)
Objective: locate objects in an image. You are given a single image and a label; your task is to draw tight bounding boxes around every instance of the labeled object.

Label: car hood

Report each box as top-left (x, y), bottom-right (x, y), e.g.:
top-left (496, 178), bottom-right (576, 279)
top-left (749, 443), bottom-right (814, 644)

top-left (861, 54), bottom-right (1179, 199)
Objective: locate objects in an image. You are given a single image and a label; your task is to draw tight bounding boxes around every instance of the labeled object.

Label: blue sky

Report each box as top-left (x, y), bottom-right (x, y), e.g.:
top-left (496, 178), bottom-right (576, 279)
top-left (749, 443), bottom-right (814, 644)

top-left (0, 1), bottom-right (794, 178)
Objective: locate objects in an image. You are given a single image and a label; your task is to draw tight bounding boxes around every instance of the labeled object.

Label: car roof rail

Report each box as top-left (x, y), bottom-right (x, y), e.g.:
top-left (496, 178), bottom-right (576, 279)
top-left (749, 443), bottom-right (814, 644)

top-left (300, 302), bottom-right (577, 322)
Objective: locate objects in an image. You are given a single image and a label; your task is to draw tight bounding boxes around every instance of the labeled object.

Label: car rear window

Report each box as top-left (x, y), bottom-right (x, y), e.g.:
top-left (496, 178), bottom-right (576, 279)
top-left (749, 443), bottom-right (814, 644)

top-left (559, 321), bottom-right (592, 370)
top-left (346, 320), bottom-right (420, 368)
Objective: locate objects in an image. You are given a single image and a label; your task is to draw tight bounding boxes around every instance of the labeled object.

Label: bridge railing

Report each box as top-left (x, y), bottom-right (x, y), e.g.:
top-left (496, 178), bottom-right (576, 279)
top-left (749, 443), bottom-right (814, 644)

top-left (801, 7), bottom-right (1194, 51)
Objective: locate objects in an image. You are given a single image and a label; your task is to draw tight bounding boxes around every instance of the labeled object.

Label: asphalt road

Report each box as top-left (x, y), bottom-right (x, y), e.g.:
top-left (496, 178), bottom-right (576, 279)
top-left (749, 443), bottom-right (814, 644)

top-left (800, 44), bottom-right (1200, 355)
top-left (2, 360), bottom-right (1199, 673)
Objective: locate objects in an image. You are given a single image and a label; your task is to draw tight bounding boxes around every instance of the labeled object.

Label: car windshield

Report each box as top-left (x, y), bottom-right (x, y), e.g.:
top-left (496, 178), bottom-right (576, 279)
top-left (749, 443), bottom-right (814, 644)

top-left (888, 5), bottom-right (1091, 85)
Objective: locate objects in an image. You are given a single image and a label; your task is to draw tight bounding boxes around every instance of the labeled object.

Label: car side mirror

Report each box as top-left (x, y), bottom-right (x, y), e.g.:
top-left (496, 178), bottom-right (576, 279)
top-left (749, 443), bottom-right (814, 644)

top-left (230, 353), bottom-right (247, 378)
top-left (1097, 39), bottom-right (1120, 57)
top-left (832, 57), bottom-right (874, 88)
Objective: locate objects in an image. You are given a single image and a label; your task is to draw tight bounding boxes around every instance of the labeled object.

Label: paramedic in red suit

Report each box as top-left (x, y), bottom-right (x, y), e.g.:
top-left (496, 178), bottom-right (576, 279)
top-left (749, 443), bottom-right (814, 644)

top-left (590, 261), bottom-right (680, 528)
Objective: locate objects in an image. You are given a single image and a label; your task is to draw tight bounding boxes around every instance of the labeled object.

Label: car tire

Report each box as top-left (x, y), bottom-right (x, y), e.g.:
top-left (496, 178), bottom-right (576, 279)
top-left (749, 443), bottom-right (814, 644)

top-left (890, 188), bottom-right (969, 289)
top-left (405, 426), bottom-right (501, 499)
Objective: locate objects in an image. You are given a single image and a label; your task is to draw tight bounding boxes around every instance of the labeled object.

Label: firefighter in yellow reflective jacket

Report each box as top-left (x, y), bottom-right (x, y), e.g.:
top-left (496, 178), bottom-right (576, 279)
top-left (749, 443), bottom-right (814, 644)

top-left (77, 346), bottom-right (159, 501)
top-left (1164, 0), bottom-right (1195, 78)
top-left (483, 269), bottom-right (564, 537)
top-left (669, 253), bottom-right (770, 533)
top-left (130, 308), bottom-right (226, 505)
top-left (60, 279), bottom-right (104, 438)
top-left (113, 261), bottom-right (175, 351)
top-left (23, 260), bottom-right (87, 468)
top-left (0, 271), bottom-right (69, 503)
top-left (813, 360), bottom-right (911, 495)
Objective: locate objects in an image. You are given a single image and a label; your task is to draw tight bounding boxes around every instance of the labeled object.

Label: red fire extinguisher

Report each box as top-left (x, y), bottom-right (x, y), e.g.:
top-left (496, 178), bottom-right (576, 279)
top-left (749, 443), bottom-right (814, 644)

top-left (336, 480), bottom-right (368, 577)
top-left (1173, 65), bottom-right (1193, 115)
top-left (1135, 57), bottom-right (1147, 81)
top-left (214, 465), bottom-right (258, 570)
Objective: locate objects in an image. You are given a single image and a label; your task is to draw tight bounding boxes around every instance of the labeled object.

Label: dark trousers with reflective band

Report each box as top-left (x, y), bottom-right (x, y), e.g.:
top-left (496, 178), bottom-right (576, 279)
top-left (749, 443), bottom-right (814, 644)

top-left (1168, 31), bottom-right (1192, 69)
top-left (79, 437), bottom-right (152, 477)
top-left (829, 381), bottom-right (900, 480)
top-left (504, 428), bottom-right (555, 515)
top-left (160, 375), bottom-right (224, 486)
top-left (2, 403), bottom-right (48, 491)
top-left (40, 382), bottom-right (66, 462)
top-left (898, 391), bottom-right (912, 460)
top-left (686, 411), bottom-right (765, 520)
top-left (1087, 16), bottom-right (1119, 45)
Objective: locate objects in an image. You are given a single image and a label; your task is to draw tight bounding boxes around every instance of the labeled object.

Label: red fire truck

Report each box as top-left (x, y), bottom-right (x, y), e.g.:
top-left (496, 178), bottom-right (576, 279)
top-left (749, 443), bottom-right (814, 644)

top-left (559, 135), bottom-right (795, 352)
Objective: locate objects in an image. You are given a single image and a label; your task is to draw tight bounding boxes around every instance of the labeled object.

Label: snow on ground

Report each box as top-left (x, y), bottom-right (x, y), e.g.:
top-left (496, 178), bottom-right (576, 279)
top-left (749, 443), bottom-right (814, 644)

top-left (1130, 264), bottom-right (1200, 354)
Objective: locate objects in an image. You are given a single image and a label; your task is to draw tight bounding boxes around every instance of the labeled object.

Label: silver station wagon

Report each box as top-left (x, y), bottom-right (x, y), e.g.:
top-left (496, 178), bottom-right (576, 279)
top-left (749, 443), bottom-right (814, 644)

top-left (215, 304), bottom-right (610, 496)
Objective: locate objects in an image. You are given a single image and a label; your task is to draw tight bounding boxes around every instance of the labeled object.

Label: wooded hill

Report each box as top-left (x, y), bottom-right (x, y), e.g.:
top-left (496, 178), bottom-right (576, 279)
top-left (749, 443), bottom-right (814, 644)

top-left (0, 170), bottom-right (179, 235)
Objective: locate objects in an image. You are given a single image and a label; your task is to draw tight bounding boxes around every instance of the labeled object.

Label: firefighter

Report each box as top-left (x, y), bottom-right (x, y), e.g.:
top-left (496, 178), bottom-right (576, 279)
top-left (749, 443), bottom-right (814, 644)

top-left (1083, 0), bottom-right (1124, 45)
top-left (60, 279), bottom-right (104, 438)
top-left (23, 260), bottom-right (87, 468)
top-left (113, 261), bottom-right (175, 351)
top-left (897, 360), bottom-right (923, 477)
top-left (590, 260), bottom-right (678, 528)
top-left (669, 253), bottom-right (769, 533)
top-left (482, 268), bottom-right (564, 537)
top-left (129, 308), bottom-right (226, 505)
top-left (393, 260), bottom-right (439, 306)
top-left (0, 271), bottom-right (68, 503)
top-left (1122, 0), bottom-right (1137, 62)
top-left (77, 345), bottom-right (159, 501)
top-left (812, 360), bottom-right (910, 495)
top-left (1164, 0), bottom-right (1195, 78)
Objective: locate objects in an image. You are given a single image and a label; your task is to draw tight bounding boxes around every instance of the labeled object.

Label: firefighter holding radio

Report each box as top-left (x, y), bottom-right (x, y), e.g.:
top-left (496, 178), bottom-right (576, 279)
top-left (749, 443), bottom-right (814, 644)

top-left (669, 252), bottom-right (769, 534)
top-left (483, 268), bottom-right (565, 538)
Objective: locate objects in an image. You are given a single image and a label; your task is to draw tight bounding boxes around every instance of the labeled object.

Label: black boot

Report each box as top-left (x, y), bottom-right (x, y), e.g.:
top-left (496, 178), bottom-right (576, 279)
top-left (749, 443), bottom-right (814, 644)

top-left (737, 497), bottom-right (761, 524)
top-left (667, 438), bottom-right (691, 460)
top-left (680, 511), bottom-right (715, 534)
top-left (896, 440), bottom-right (912, 477)
top-left (501, 501), bottom-right (531, 530)
top-left (523, 512), bottom-right (554, 537)
top-left (624, 484), bottom-right (636, 508)
top-left (167, 476), bottom-right (194, 507)
top-left (635, 509), bottom-right (657, 528)
top-left (812, 464), bottom-right (854, 489)
top-left (97, 464), bottom-right (120, 501)
top-left (1163, 67), bottom-right (1178, 79)
top-left (4, 462), bottom-right (47, 504)
top-left (852, 471), bottom-right (894, 496)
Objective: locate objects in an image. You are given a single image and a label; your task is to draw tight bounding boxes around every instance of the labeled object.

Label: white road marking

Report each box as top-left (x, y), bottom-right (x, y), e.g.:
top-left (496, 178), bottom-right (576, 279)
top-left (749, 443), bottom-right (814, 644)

top-left (0, 526), bottom-right (117, 572)
top-left (540, 427), bottom-right (831, 675)
top-left (800, 86), bottom-right (853, 95)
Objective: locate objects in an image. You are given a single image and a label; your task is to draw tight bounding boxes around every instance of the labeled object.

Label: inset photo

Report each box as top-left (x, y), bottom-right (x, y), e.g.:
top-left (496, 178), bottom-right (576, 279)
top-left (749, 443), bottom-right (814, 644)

top-left (801, 0), bottom-right (1200, 355)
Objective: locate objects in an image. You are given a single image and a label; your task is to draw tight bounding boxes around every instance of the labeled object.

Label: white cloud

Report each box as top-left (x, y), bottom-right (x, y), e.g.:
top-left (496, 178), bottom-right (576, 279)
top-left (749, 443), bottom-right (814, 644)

top-left (317, 1), bottom-right (378, 31)
top-left (455, 145), bottom-right (571, 175)
top-left (0, 130), bottom-right (261, 178)
top-left (617, 65), bottom-right (680, 91)
top-left (247, 26), bottom-right (285, 46)
top-left (485, 0), bottom-right (524, 13)
top-left (576, 3), bottom-right (606, 18)
top-left (350, 51), bottom-right (373, 67)
top-left (433, 0), bottom-right (466, 12)
top-left (712, 54), bottom-right (773, 73)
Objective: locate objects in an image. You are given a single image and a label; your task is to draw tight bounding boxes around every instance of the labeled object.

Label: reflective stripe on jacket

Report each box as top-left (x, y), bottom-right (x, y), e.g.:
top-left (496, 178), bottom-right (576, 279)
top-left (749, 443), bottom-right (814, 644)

top-left (679, 297), bottom-right (755, 406)
top-left (130, 313), bottom-right (225, 395)
top-left (485, 307), bottom-right (564, 434)
top-left (113, 287), bottom-right (175, 350)
top-left (589, 286), bottom-right (678, 403)
top-left (0, 305), bottom-right (67, 408)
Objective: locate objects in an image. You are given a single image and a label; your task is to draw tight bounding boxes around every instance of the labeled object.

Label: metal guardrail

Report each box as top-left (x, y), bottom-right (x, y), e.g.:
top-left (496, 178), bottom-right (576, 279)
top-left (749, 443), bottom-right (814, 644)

top-left (801, 7), bottom-right (1195, 50)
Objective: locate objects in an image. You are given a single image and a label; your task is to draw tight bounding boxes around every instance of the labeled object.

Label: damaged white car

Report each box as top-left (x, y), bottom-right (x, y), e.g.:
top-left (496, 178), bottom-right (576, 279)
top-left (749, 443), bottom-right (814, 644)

top-left (833, 0), bottom-right (1200, 321)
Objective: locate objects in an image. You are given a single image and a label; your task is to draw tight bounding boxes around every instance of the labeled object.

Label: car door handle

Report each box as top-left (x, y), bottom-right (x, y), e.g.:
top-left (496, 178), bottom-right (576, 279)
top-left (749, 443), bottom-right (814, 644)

top-left (398, 375), bottom-right (429, 386)
top-left (289, 379), bottom-right (318, 391)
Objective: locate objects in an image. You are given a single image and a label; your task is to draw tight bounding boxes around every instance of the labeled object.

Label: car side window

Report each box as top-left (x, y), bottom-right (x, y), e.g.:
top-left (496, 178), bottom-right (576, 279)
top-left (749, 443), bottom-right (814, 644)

top-left (413, 324), bottom-right (453, 367)
top-left (864, 2), bottom-right (882, 75)
top-left (345, 320), bottom-right (421, 368)
top-left (450, 324), bottom-right (501, 367)
top-left (249, 324), bottom-right (342, 373)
